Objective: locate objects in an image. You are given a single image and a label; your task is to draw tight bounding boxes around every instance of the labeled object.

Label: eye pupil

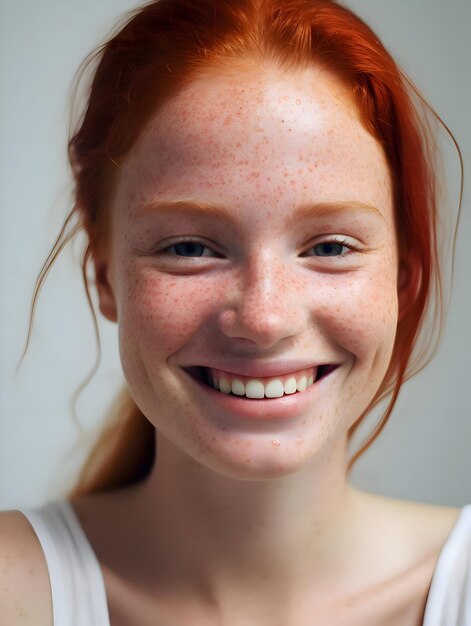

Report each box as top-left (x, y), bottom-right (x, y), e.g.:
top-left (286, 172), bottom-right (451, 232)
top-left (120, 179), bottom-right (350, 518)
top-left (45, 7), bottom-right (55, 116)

top-left (315, 242), bottom-right (344, 256)
top-left (174, 242), bottom-right (205, 257)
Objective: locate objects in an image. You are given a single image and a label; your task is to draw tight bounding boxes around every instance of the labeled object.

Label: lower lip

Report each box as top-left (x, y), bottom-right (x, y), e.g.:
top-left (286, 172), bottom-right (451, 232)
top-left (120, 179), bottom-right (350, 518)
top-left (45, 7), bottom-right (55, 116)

top-left (181, 367), bottom-right (337, 420)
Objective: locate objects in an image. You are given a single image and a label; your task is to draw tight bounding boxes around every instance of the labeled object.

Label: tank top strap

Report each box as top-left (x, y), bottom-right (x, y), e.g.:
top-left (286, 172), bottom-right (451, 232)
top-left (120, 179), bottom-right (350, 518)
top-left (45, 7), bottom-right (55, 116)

top-left (17, 500), bottom-right (111, 626)
top-left (422, 504), bottom-right (471, 625)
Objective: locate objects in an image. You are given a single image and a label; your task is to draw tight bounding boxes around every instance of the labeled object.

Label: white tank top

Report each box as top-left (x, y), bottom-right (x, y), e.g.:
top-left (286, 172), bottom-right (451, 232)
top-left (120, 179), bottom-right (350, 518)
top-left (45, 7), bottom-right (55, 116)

top-left (17, 500), bottom-right (471, 626)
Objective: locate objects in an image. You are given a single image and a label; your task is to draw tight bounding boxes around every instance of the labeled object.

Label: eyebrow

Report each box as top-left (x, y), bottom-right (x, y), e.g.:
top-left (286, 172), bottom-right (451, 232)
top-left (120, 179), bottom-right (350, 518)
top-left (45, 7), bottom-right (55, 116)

top-left (136, 198), bottom-right (383, 231)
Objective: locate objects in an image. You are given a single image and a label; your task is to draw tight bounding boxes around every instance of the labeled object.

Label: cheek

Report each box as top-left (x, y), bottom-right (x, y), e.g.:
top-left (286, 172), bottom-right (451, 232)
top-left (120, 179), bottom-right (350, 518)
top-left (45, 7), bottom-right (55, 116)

top-left (117, 267), bottom-right (208, 361)
top-left (116, 257), bottom-right (399, 371)
top-left (316, 265), bottom-right (399, 359)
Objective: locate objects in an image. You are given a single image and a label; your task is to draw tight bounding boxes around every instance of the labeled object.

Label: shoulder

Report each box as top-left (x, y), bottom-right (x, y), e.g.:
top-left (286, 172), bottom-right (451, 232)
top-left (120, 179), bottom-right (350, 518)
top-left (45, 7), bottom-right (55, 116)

top-left (351, 487), bottom-right (462, 543)
top-left (349, 488), bottom-right (463, 584)
top-left (385, 497), bottom-right (462, 553)
top-left (347, 489), bottom-right (465, 624)
top-left (0, 510), bottom-right (53, 626)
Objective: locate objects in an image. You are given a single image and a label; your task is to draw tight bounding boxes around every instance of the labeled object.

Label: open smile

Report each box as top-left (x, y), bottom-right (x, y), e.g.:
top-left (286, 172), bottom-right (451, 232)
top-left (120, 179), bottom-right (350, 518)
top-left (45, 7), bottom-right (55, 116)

top-left (181, 364), bottom-right (339, 420)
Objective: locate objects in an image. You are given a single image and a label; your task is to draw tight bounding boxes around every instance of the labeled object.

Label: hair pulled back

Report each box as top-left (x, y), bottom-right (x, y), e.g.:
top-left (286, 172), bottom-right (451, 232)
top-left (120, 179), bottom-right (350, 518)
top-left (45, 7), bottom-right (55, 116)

top-left (25, 0), bottom-right (460, 498)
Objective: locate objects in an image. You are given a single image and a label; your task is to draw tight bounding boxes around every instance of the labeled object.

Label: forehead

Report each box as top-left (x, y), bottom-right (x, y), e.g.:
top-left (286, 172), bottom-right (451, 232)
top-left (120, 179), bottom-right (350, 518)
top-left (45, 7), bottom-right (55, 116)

top-left (116, 65), bottom-right (393, 219)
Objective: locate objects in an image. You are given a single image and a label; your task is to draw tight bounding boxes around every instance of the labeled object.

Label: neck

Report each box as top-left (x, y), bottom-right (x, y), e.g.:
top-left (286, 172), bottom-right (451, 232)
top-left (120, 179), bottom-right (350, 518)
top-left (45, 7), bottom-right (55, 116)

top-left (130, 431), bottom-right (362, 607)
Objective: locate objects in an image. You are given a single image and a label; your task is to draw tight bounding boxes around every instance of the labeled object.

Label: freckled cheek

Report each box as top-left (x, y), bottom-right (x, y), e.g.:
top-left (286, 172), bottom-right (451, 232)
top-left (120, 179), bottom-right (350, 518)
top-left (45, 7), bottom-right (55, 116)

top-left (315, 271), bottom-right (398, 357)
top-left (117, 271), bottom-right (208, 357)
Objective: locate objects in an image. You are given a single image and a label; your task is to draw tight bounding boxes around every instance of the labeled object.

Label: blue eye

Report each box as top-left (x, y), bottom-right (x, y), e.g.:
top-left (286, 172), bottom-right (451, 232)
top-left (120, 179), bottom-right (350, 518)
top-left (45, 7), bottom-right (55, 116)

top-left (312, 241), bottom-right (348, 256)
top-left (158, 238), bottom-right (219, 259)
top-left (168, 241), bottom-right (208, 257)
top-left (157, 236), bottom-right (357, 260)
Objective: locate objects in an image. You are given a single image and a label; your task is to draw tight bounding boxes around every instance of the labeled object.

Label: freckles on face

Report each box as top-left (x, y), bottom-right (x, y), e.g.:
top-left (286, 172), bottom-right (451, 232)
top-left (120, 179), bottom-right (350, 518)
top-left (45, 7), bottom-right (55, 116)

top-left (108, 65), bottom-right (399, 476)
top-left (118, 67), bottom-right (390, 210)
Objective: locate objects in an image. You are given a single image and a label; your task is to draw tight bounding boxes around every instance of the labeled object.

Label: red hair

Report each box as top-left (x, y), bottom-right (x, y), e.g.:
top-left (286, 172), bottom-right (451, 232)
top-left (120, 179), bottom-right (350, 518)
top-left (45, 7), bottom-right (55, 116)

top-left (22, 0), bottom-right (461, 497)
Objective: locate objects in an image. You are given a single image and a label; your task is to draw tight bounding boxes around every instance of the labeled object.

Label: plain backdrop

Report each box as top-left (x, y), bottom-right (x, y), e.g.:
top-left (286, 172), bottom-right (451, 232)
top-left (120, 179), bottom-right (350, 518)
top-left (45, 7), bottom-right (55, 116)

top-left (1, 0), bottom-right (470, 510)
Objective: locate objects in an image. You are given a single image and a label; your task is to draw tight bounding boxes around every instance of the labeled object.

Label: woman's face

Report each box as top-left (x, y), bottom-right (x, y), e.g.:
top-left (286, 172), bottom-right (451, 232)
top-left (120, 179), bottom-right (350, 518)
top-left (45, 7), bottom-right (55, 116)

top-left (100, 65), bottom-right (399, 479)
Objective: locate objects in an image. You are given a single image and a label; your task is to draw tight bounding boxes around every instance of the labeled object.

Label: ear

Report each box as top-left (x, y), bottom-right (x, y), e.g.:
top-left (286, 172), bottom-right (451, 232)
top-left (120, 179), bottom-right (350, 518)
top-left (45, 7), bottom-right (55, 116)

top-left (93, 253), bottom-right (118, 323)
top-left (397, 256), bottom-right (420, 322)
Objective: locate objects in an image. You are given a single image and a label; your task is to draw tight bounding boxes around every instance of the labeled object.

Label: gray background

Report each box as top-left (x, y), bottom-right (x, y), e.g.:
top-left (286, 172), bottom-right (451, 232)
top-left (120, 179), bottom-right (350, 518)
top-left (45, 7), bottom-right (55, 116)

top-left (1, 0), bottom-right (470, 510)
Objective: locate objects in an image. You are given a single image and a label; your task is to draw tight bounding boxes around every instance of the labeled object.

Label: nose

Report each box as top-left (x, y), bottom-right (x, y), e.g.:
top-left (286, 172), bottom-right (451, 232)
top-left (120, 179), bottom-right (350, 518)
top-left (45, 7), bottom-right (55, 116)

top-left (217, 251), bottom-right (309, 349)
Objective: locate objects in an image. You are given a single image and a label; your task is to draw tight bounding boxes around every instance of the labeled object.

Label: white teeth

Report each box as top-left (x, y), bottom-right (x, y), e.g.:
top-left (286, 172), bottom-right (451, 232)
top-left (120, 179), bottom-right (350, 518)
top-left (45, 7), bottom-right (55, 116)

top-left (231, 379), bottom-right (247, 396)
top-left (219, 378), bottom-right (231, 393)
top-left (285, 376), bottom-right (297, 393)
top-left (265, 380), bottom-right (285, 398)
top-left (296, 376), bottom-right (307, 391)
top-left (210, 372), bottom-right (315, 398)
top-left (245, 380), bottom-right (265, 398)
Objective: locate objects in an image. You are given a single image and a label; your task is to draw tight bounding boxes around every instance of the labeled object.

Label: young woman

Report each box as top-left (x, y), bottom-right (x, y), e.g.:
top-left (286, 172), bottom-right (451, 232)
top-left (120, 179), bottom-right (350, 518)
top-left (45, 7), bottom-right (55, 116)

top-left (1, 1), bottom-right (469, 625)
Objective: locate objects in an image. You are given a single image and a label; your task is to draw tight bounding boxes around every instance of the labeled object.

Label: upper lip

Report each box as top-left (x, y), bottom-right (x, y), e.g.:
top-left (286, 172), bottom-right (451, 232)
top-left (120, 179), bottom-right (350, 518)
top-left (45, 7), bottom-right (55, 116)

top-left (184, 360), bottom-right (329, 379)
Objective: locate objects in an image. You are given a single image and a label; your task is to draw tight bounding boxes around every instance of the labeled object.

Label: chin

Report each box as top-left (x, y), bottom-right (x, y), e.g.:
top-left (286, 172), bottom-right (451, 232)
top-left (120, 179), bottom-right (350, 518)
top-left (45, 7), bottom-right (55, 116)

top-left (190, 441), bottom-right (318, 482)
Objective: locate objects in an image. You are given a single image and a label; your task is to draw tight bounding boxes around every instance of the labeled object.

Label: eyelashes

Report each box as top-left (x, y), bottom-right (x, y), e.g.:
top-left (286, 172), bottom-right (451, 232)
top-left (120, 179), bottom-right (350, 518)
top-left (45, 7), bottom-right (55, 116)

top-left (308, 236), bottom-right (360, 257)
top-left (154, 235), bottom-right (361, 260)
top-left (153, 237), bottom-right (220, 260)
